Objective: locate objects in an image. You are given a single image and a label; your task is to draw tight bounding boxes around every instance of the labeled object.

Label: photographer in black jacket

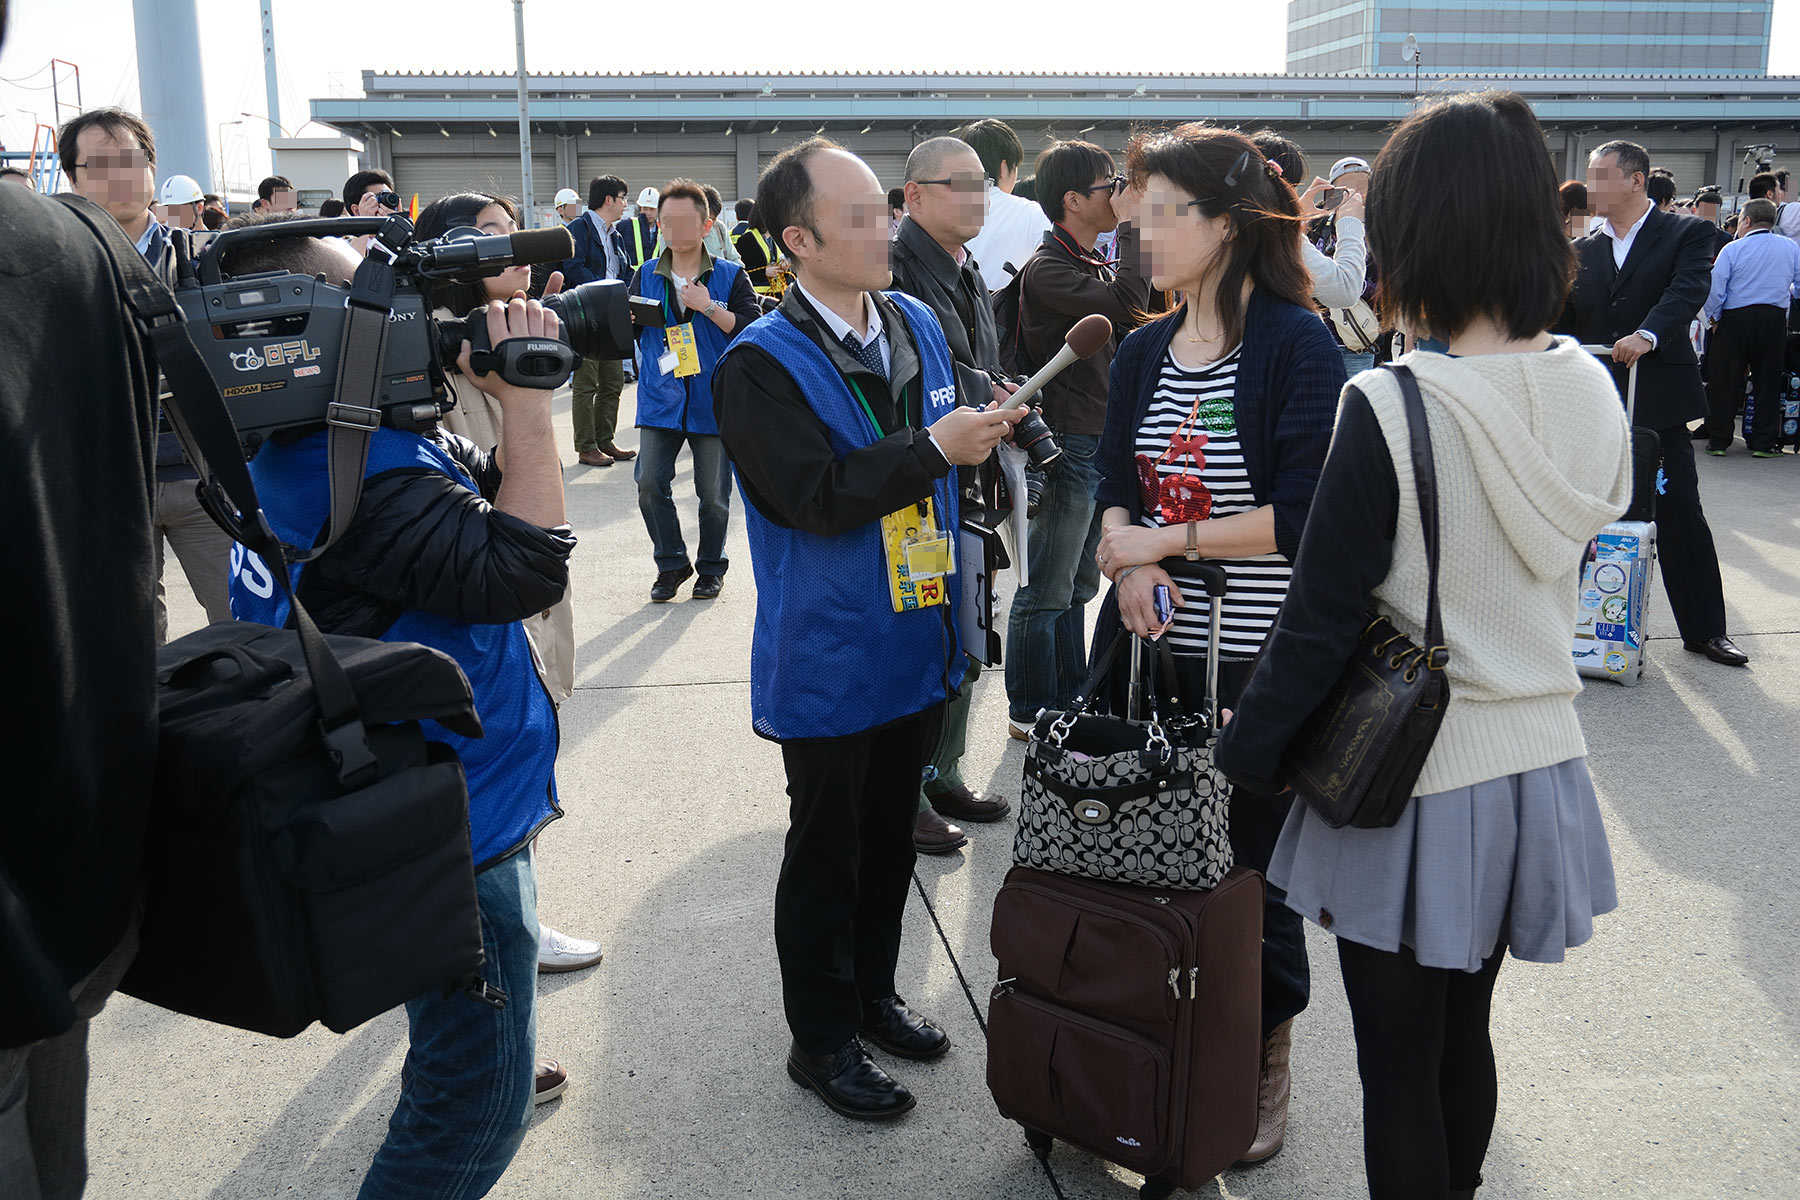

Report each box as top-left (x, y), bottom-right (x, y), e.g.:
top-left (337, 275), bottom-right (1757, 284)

top-left (888, 136), bottom-right (1015, 854)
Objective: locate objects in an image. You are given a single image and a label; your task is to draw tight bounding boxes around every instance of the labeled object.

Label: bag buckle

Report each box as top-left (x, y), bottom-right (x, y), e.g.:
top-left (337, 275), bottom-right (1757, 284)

top-left (326, 402), bottom-right (381, 432)
top-left (319, 718), bottom-right (379, 787)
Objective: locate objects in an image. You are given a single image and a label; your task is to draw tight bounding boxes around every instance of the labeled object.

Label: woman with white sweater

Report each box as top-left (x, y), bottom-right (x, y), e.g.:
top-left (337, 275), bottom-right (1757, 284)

top-left (1215, 92), bottom-right (1633, 1200)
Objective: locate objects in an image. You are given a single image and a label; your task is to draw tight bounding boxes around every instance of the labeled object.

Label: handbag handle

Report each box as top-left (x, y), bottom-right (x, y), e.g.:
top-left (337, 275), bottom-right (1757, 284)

top-left (161, 644), bottom-right (292, 692)
top-left (1385, 365), bottom-right (1446, 669)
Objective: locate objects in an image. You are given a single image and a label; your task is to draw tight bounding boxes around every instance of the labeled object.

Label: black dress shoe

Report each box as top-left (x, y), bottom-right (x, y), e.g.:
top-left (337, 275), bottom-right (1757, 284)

top-left (649, 565), bottom-right (694, 603)
top-left (786, 1039), bottom-right (916, 1121)
top-left (859, 995), bottom-right (951, 1061)
top-left (692, 574), bottom-right (724, 600)
top-left (1684, 635), bottom-right (1749, 666)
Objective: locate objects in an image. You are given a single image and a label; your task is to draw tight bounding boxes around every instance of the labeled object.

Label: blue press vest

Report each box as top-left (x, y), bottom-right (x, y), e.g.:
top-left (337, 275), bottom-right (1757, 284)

top-left (726, 290), bottom-right (965, 741)
top-left (228, 428), bottom-right (560, 869)
top-left (633, 258), bottom-right (742, 435)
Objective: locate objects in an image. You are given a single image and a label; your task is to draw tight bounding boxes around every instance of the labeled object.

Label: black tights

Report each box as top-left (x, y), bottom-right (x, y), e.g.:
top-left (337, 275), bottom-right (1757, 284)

top-left (1336, 938), bottom-right (1506, 1200)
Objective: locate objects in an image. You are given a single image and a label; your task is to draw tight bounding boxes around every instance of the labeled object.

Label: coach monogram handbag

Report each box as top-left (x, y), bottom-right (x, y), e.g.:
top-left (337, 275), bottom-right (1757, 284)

top-left (1278, 364), bottom-right (1449, 828)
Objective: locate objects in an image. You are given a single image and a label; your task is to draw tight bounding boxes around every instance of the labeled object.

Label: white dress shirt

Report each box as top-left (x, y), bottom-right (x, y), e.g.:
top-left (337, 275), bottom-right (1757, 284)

top-left (1602, 199), bottom-right (1654, 270)
top-left (795, 280), bottom-right (891, 375)
top-left (965, 184), bottom-right (1052, 294)
top-left (1601, 200), bottom-right (1660, 349)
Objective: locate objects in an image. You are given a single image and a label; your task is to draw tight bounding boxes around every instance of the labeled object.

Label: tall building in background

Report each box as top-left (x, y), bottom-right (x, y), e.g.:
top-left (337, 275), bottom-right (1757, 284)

top-left (1287, 0), bottom-right (1774, 75)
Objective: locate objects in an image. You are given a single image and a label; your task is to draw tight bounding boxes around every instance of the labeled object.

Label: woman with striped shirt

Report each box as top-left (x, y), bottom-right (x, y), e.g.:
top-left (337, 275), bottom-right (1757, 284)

top-left (1091, 124), bottom-right (1346, 1166)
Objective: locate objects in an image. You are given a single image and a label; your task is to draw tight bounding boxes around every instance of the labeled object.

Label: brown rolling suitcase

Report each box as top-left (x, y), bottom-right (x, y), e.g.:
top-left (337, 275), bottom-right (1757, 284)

top-left (987, 864), bottom-right (1264, 1196)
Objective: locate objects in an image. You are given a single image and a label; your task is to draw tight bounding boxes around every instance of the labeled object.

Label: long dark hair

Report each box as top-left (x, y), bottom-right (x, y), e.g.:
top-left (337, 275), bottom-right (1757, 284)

top-left (414, 192), bottom-right (521, 314)
top-left (1124, 124), bottom-right (1311, 348)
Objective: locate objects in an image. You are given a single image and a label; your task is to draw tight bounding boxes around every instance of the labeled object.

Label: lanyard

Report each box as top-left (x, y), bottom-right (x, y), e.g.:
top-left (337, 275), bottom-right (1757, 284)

top-left (846, 376), bottom-right (910, 439)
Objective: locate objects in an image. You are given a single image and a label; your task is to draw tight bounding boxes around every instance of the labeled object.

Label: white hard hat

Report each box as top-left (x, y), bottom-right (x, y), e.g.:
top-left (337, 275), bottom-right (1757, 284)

top-left (637, 186), bottom-right (660, 208)
top-left (554, 187), bottom-right (581, 206)
top-left (159, 174), bottom-right (205, 206)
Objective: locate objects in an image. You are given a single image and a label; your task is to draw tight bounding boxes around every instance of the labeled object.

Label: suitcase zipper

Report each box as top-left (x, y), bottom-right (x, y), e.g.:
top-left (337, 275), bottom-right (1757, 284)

top-left (1002, 881), bottom-right (1184, 1014)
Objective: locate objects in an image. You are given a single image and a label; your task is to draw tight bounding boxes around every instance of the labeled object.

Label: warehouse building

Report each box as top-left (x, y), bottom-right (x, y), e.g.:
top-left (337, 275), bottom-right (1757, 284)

top-left (308, 70), bottom-right (1799, 224)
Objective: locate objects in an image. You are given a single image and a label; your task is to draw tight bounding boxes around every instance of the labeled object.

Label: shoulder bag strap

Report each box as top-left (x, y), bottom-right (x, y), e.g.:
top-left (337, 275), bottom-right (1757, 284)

top-left (53, 194), bottom-right (377, 784)
top-left (1385, 364), bottom-right (1445, 663)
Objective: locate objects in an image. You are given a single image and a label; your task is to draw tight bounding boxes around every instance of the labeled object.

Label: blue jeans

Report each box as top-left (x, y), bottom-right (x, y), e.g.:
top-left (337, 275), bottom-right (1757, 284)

top-left (1342, 350), bottom-right (1375, 377)
top-left (358, 846), bottom-right (539, 1200)
top-left (635, 427), bottom-right (731, 577)
top-left (1004, 433), bottom-right (1104, 724)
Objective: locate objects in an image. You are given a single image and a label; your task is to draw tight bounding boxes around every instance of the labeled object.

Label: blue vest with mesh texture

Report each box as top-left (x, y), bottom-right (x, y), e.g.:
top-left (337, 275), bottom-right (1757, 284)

top-left (727, 290), bottom-right (966, 741)
top-left (228, 427), bottom-right (560, 869)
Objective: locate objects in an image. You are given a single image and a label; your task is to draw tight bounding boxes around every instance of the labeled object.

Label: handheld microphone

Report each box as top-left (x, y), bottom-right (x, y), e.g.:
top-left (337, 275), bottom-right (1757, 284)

top-left (999, 313), bottom-right (1113, 412)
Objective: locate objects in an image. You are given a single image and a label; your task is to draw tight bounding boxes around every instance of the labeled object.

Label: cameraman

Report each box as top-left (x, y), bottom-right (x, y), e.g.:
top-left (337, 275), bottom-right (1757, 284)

top-left (221, 222), bottom-right (574, 1198)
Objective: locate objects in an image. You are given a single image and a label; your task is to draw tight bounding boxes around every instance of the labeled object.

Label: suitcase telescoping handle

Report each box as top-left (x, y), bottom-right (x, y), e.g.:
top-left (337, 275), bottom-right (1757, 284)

top-left (1580, 343), bottom-right (1639, 427)
top-left (1127, 561), bottom-right (1230, 724)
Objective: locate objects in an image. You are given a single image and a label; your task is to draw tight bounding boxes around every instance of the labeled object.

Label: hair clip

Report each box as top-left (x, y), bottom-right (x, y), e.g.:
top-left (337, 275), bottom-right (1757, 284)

top-left (1222, 149), bottom-right (1251, 190)
top-left (1263, 158), bottom-right (1283, 180)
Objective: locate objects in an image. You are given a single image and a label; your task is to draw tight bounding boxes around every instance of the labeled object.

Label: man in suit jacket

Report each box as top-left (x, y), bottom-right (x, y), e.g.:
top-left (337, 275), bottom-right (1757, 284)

top-left (1560, 140), bottom-right (1747, 667)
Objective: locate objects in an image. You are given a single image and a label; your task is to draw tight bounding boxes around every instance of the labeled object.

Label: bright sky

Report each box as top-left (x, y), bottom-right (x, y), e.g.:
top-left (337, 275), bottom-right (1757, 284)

top-left (2, 0), bottom-right (1797, 186)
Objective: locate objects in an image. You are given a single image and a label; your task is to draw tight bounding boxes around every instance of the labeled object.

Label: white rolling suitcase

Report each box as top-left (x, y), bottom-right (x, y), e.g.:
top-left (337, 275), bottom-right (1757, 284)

top-left (1574, 345), bottom-right (1658, 686)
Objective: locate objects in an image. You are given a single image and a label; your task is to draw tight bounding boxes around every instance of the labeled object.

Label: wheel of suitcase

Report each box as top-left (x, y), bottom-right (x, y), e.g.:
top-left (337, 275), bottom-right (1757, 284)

top-left (1022, 1127), bottom-right (1054, 1162)
top-left (1139, 1174), bottom-right (1177, 1200)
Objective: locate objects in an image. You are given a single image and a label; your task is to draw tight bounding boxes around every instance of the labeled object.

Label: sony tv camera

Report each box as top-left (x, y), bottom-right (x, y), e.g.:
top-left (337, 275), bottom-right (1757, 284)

top-left (174, 215), bottom-right (633, 448)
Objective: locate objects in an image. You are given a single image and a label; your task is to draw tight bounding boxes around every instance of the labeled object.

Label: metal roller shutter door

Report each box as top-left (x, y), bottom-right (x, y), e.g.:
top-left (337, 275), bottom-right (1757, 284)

top-left (576, 154), bottom-right (737, 200)
top-left (389, 154), bottom-right (557, 208)
top-left (756, 150), bottom-right (910, 191)
top-left (1645, 152), bottom-right (1707, 194)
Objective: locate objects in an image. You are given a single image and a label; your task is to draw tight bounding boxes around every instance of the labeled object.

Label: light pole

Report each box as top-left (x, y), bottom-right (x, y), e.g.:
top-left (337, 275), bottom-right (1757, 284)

top-left (512, 0), bottom-right (535, 226)
top-left (215, 118), bottom-right (243, 199)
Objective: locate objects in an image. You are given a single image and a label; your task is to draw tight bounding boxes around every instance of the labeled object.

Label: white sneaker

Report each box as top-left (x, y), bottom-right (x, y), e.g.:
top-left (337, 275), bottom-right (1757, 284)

top-left (537, 926), bottom-right (604, 974)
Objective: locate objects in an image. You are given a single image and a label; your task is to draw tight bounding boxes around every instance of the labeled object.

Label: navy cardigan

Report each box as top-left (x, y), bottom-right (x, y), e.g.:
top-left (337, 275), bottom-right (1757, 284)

top-left (1096, 287), bottom-right (1347, 563)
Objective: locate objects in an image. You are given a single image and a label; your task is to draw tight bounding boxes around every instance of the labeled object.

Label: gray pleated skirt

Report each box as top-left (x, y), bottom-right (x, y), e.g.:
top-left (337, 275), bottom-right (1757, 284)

top-left (1267, 757), bottom-right (1618, 972)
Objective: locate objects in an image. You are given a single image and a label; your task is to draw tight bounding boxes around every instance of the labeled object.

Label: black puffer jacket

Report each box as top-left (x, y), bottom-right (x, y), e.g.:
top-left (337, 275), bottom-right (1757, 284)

top-left (293, 430), bottom-right (575, 638)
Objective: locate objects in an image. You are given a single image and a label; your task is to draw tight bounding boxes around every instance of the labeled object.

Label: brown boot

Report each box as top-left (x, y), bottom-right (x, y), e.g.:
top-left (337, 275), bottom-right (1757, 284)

top-left (1238, 1018), bottom-right (1292, 1165)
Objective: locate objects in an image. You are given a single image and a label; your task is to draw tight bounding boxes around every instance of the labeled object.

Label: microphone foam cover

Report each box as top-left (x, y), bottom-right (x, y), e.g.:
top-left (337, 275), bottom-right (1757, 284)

top-left (1066, 313), bottom-right (1113, 359)
top-left (509, 225), bottom-right (576, 266)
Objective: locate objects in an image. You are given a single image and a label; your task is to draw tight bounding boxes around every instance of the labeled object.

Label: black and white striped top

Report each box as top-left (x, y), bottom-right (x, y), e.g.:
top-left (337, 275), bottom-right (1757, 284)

top-left (1134, 347), bottom-right (1292, 658)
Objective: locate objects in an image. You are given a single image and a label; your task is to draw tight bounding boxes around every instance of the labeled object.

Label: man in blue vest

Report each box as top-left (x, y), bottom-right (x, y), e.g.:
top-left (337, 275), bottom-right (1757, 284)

top-left (223, 231), bottom-right (574, 1195)
top-left (714, 139), bottom-right (1025, 1120)
top-left (626, 178), bottom-right (762, 602)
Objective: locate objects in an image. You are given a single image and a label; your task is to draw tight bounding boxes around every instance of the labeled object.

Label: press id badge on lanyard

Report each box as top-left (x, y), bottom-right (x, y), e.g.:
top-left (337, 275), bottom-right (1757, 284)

top-left (658, 322), bottom-right (701, 378)
top-left (846, 374), bottom-right (955, 612)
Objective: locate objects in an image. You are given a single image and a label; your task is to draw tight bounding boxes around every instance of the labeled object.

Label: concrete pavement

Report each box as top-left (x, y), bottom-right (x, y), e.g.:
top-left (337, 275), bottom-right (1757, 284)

top-left (105, 384), bottom-right (1799, 1199)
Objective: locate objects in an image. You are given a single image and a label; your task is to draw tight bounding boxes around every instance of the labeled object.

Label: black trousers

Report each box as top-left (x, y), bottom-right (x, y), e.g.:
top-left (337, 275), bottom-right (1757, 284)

top-left (1651, 426), bottom-right (1729, 644)
top-left (775, 711), bottom-right (932, 1055)
top-left (1705, 304), bottom-right (1789, 453)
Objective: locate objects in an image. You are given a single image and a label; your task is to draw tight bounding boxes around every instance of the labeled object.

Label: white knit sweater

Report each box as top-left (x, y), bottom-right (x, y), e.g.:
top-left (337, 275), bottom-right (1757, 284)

top-left (1354, 338), bottom-right (1632, 795)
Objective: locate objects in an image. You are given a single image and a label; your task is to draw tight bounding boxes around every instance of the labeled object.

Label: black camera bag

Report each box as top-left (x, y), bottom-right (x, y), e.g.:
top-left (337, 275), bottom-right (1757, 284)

top-left (59, 195), bottom-right (494, 1037)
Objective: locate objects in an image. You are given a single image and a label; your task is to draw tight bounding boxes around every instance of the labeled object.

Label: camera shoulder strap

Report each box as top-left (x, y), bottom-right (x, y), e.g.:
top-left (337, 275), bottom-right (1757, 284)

top-left (53, 194), bottom-right (379, 785)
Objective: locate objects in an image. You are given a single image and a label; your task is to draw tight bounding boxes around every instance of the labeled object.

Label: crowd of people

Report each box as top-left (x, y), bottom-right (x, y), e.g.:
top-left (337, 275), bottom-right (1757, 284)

top-left (4, 72), bottom-right (1796, 1200)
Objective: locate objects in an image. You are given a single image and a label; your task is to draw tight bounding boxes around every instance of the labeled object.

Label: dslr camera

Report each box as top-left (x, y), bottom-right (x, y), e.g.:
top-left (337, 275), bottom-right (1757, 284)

top-left (173, 215), bottom-right (634, 448)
